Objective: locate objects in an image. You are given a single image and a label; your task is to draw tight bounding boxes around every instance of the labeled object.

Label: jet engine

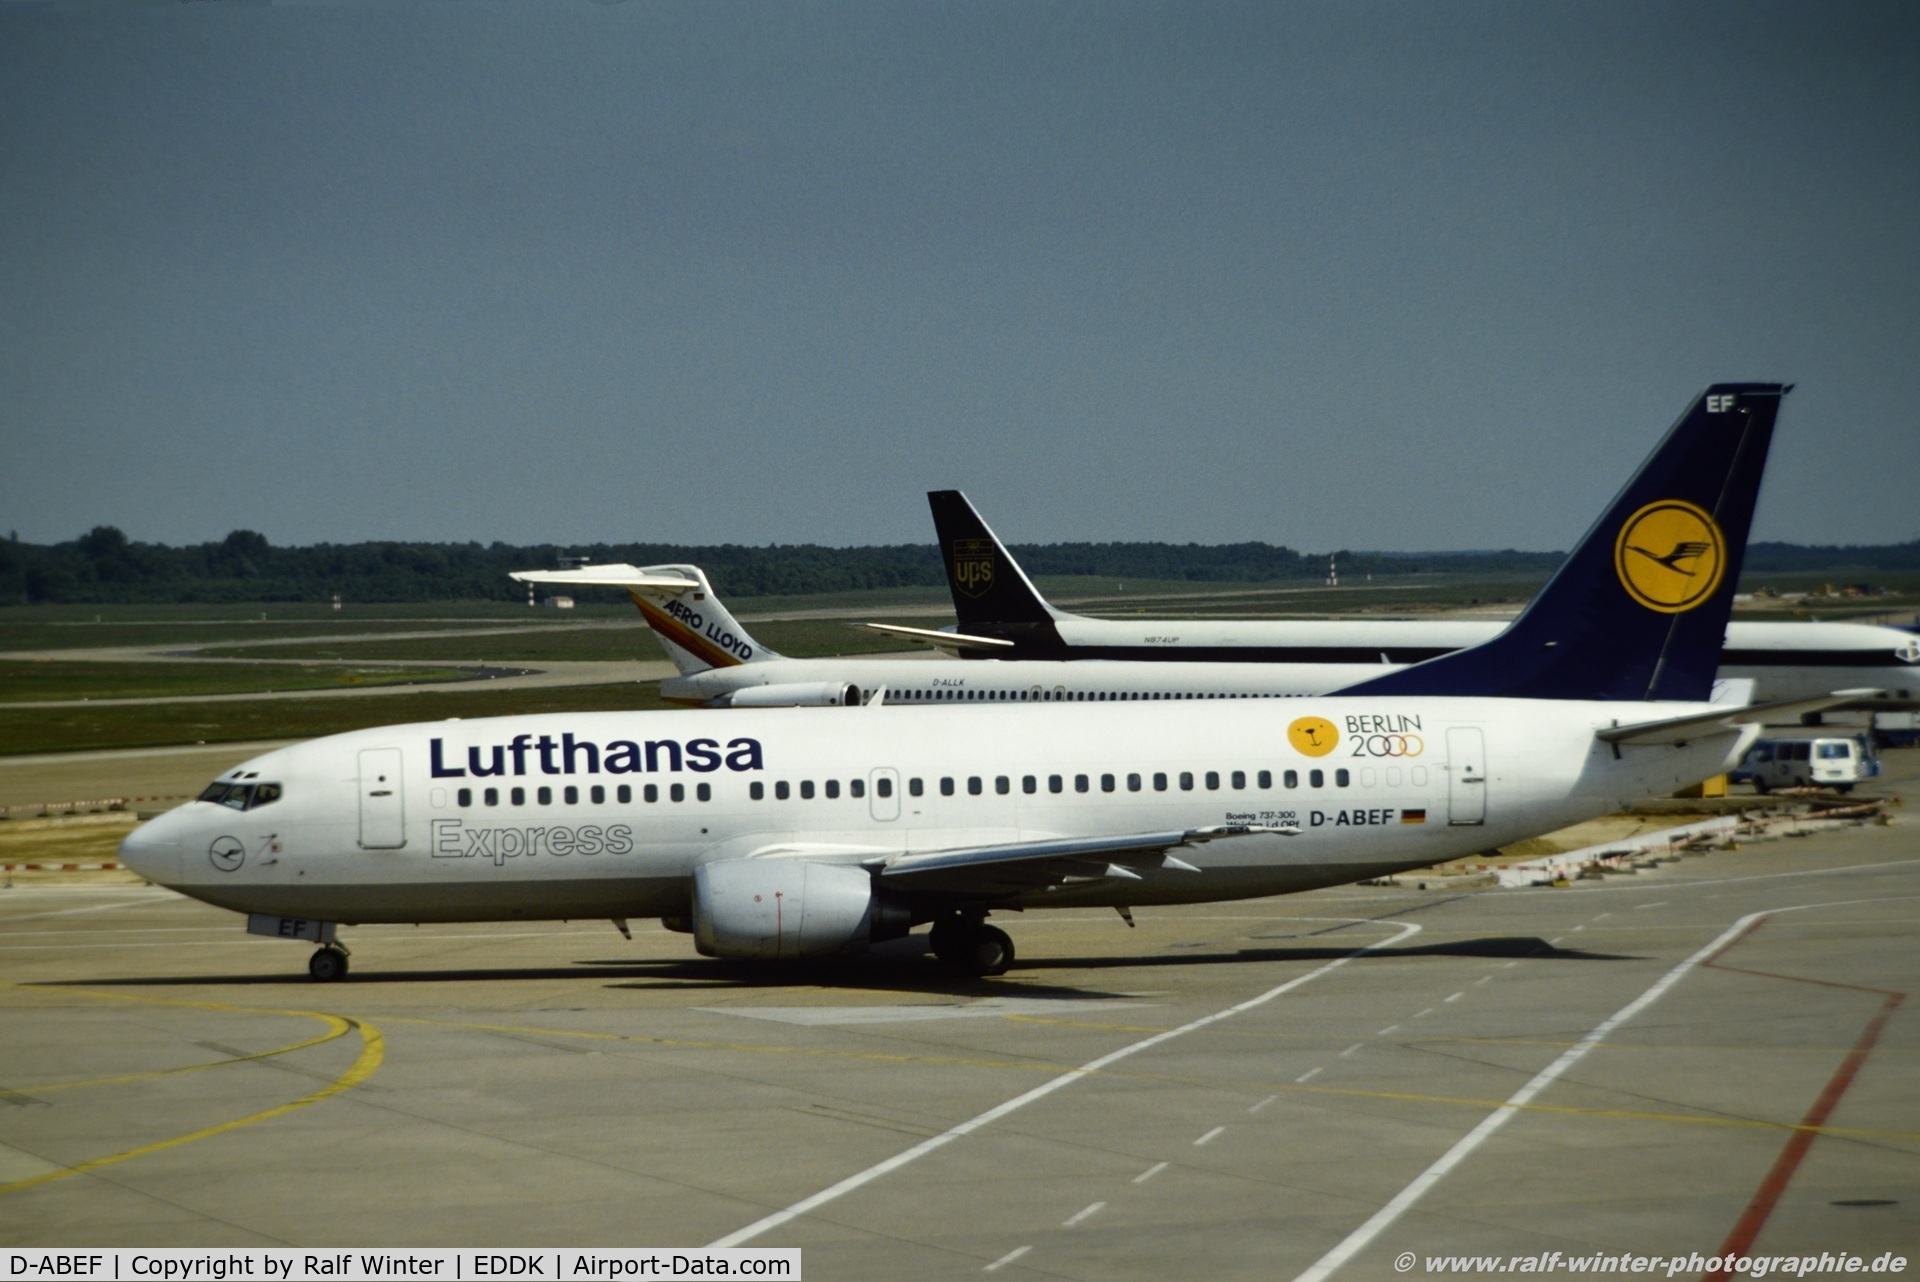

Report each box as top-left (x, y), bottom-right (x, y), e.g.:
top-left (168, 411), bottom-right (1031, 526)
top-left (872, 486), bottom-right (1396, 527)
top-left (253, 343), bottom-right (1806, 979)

top-left (692, 859), bottom-right (911, 959)
top-left (721, 682), bottom-right (862, 708)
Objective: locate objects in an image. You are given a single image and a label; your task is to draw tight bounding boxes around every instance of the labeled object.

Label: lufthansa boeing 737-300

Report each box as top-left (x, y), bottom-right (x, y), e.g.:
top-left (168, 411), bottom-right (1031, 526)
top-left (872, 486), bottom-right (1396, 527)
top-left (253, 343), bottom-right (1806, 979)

top-left (120, 384), bottom-right (1868, 981)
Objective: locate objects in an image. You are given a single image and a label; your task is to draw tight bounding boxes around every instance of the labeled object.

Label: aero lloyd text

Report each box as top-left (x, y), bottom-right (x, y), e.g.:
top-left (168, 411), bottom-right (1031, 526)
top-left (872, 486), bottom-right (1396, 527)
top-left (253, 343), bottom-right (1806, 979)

top-left (429, 735), bottom-right (765, 779)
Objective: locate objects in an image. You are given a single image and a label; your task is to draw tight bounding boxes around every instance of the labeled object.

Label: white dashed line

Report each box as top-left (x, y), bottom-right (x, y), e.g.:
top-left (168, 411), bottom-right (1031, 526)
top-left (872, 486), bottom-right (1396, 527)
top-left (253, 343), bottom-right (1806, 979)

top-left (1194, 1127), bottom-right (1225, 1147)
top-left (1592, 913), bottom-right (1612, 921)
top-left (984, 1246), bottom-right (1030, 1272)
top-left (1248, 1095), bottom-right (1277, 1114)
top-left (1134, 1161), bottom-right (1169, 1184)
top-left (709, 919), bottom-right (1425, 1248)
top-left (1443, 992), bottom-right (1464, 1003)
top-left (1473, 976), bottom-right (1491, 986)
top-left (1572, 925), bottom-right (1585, 933)
top-left (1295, 1067), bottom-right (1322, 1084)
top-left (1414, 1007), bottom-right (1435, 1018)
top-left (1501, 960), bottom-right (1519, 969)
top-left (1338, 1042), bottom-right (1363, 1058)
top-left (1635, 901), bottom-right (1669, 910)
top-left (1377, 1024), bottom-right (1400, 1036)
top-left (1063, 1202), bottom-right (1105, 1227)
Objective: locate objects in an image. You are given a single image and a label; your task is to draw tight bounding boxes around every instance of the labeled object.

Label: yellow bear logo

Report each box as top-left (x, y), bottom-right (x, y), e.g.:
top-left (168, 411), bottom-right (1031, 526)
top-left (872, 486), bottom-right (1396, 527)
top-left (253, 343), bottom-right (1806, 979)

top-left (1288, 716), bottom-right (1340, 757)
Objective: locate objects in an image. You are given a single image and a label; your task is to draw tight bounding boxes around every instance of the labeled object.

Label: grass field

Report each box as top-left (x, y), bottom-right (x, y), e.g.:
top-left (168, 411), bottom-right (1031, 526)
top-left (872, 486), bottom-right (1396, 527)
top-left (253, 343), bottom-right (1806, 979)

top-left (0, 682), bottom-right (672, 756)
top-left (0, 660), bottom-right (469, 702)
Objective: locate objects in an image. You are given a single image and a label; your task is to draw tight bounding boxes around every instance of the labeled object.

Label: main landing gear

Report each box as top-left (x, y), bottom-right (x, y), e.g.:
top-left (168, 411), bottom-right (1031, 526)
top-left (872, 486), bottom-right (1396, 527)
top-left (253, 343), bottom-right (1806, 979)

top-left (927, 914), bottom-right (1015, 977)
top-left (308, 943), bottom-right (350, 982)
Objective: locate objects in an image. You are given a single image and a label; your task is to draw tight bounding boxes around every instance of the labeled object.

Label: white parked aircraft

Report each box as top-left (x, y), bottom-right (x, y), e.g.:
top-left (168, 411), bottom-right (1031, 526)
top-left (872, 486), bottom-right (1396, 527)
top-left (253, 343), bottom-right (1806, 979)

top-left (506, 562), bottom-right (1398, 707)
top-left (121, 383), bottom-right (1850, 982)
top-left (893, 490), bottom-right (1920, 707)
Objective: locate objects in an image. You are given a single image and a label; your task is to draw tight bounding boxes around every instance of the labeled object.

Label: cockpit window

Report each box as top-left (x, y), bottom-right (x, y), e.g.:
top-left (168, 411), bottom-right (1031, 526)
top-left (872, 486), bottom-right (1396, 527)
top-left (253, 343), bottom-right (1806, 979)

top-left (197, 781), bottom-right (281, 810)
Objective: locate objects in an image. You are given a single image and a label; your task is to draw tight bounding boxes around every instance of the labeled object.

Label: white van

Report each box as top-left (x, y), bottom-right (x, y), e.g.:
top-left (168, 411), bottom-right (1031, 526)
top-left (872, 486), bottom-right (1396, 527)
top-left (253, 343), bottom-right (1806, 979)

top-left (1741, 735), bottom-right (1881, 794)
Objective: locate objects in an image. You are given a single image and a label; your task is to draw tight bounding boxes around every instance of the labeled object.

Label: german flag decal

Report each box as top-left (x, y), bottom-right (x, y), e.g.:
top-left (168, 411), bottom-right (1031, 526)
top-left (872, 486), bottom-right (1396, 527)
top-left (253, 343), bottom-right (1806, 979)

top-left (1400, 809), bottom-right (1427, 824)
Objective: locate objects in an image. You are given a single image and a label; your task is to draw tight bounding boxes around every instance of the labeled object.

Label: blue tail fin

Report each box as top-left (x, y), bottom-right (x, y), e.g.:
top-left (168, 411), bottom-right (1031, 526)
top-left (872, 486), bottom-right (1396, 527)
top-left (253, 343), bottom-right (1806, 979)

top-left (1340, 383), bottom-right (1788, 701)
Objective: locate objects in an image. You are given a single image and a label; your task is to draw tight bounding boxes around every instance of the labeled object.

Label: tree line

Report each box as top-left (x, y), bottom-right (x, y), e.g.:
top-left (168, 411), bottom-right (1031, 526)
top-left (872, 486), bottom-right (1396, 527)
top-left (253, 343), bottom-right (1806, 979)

top-left (0, 526), bottom-right (1913, 606)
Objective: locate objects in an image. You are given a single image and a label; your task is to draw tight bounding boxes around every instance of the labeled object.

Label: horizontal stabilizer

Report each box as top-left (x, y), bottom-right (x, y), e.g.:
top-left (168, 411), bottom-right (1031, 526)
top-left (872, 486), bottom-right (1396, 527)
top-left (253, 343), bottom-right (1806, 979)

top-left (509, 565), bottom-right (699, 592)
top-left (859, 622), bottom-right (1016, 651)
top-left (1597, 689), bottom-right (1882, 746)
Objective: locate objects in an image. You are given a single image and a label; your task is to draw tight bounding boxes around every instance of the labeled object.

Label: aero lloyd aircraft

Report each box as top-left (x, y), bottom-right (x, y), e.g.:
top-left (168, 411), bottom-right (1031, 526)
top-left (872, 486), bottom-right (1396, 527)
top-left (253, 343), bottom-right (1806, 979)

top-left (879, 490), bottom-right (1920, 708)
top-left (505, 564), bottom-right (1399, 707)
top-left (122, 384), bottom-right (1864, 982)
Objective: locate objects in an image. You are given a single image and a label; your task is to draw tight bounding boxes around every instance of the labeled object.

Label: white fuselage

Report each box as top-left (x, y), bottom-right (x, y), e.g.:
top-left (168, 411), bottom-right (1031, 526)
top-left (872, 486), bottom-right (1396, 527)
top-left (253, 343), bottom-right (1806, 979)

top-left (1030, 616), bottom-right (1920, 705)
top-left (661, 656), bottom-right (1400, 706)
top-left (121, 698), bottom-right (1754, 928)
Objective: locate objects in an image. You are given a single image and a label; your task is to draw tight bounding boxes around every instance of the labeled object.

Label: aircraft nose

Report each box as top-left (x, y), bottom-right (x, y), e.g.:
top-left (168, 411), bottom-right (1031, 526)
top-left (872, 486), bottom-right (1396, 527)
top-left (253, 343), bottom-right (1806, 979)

top-left (120, 810), bottom-right (188, 885)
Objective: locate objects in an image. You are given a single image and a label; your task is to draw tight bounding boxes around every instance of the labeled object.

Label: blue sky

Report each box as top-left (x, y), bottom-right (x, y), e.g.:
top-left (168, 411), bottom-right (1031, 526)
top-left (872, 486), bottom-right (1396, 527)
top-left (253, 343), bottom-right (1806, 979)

top-left (3, 1), bottom-right (1915, 551)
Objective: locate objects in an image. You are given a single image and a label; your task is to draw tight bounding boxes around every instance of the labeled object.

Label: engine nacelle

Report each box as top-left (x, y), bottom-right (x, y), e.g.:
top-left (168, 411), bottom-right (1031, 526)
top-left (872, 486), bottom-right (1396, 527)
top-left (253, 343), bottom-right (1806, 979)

top-left (722, 682), bottom-right (862, 708)
top-left (692, 859), bottom-right (909, 959)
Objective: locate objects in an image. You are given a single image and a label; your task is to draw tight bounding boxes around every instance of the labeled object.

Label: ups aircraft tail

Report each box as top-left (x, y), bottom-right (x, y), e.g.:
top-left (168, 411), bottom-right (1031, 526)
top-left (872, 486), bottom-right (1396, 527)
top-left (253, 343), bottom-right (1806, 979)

top-left (1340, 383), bottom-right (1789, 702)
top-left (507, 564), bottom-right (779, 676)
top-left (926, 490), bottom-right (1070, 652)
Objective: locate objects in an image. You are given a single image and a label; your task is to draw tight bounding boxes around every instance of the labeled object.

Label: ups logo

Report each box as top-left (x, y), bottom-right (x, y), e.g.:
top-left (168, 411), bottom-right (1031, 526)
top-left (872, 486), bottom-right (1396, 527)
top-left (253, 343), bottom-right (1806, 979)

top-left (952, 539), bottom-right (996, 598)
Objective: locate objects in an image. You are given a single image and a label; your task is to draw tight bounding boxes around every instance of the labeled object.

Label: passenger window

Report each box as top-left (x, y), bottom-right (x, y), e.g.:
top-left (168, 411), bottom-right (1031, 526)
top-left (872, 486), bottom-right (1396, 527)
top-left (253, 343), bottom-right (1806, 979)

top-left (775, 781), bottom-right (790, 800)
top-left (1048, 775), bottom-right (1063, 794)
top-left (1128, 773), bottom-right (1142, 792)
top-left (1310, 770), bottom-right (1324, 788)
top-left (1229, 771), bottom-right (1242, 789)
top-left (751, 782), bottom-right (765, 800)
top-left (252, 783), bottom-right (282, 808)
top-left (670, 783), bottom-right (685, 802)
top-left (800, 781), bottom-right (815, 800)
top-left (908, 777), bottom-right (923, 796)
top-left (1154, 773), bottom-right (1168, 791)
top-left (968, 777), bottom-right (983, 796)
top-left (510, 787), bottom-right (526, 806)
top-left (457, 787), bottom-right (472, 808)
top-left (537, 786), bottom-right (552, 805)
top-left (695, 783), bottom-right (710, 801)
top-left (616, 785), bottom-right (631, 804)
top-left (564, 786), bottom-right (578, 805)
top-left (591, 785), bottom-right (605, 804)
top-left (1206, 772), bottom-right (1220, 790)
top-left (851, 778), bottom-right (866, 798)
top-left (1073, 774), bottom-right (1088, 793)
top-left (1284, 770), bottom-right (1299, 789)
top-left (876, 777), bottom-right (892, 798)
top-left (941, 777), bottom-right (955, 796)
top-left (996, 776), bottom-right (1011, 795)
top-left (1257, 770), bottom-right (1271, 789)
top-left (825, 779), bottom-right (840, 799)
top-left (1359, 768), bottom-right (1376, 787)
top-left (1101, 773), bottom-right (1115, 792)
top-left (485, 787), bottom-right (500, 806)
top-left (1023, 776), bottom-right (1038, 794)
top-left (644, 784), bottom-right (659, 803)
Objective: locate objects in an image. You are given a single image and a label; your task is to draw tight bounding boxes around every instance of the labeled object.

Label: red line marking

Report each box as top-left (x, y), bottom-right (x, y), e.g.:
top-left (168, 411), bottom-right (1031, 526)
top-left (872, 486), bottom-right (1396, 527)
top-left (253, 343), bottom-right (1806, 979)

top-left (1701, 919), bottom-right (1905, 1281)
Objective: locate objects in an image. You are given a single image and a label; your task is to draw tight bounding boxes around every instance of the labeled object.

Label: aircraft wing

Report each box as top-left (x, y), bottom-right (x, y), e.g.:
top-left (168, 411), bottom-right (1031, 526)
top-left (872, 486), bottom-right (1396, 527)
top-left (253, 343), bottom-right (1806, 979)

top-left (509, 565), bottom-right (700, 593)
top-left (857, 622), bottom-right (1015, 652)
top-left (1597, 689), bottom-right (1883, 747)
top-left (869, 824), bottom-right (1294, 896)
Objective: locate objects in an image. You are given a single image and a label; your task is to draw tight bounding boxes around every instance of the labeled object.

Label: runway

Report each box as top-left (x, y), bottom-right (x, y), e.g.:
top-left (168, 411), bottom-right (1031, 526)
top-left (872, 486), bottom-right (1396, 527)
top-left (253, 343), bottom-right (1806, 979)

top-left (1, 793), bottom-right (1914, 1275)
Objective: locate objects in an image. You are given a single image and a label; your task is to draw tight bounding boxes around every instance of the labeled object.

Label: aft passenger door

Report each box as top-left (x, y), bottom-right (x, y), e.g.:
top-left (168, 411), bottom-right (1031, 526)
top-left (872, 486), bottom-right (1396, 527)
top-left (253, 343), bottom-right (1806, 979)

top-left (869, 768), bottom-right (901, 822)
top-left (1446, 727), bottom-right (1486, 826)
top-left (358, 748), bottom-right (406, 849)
